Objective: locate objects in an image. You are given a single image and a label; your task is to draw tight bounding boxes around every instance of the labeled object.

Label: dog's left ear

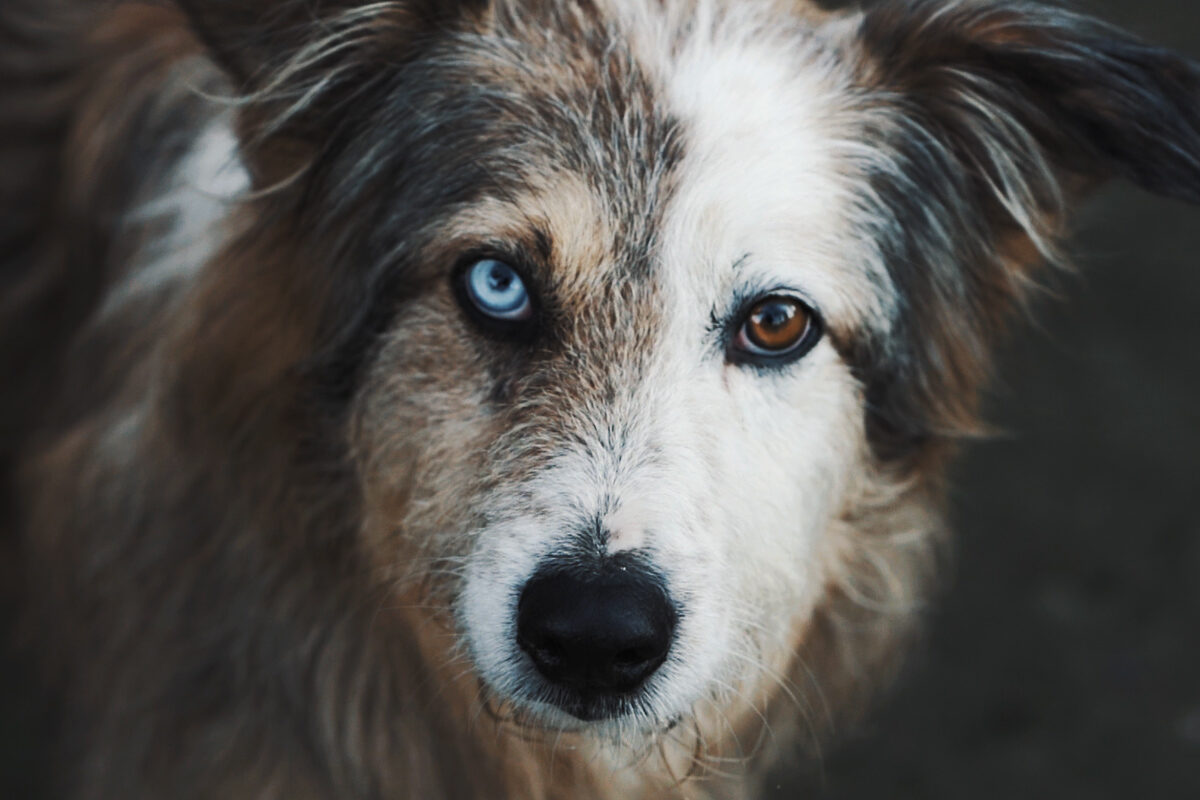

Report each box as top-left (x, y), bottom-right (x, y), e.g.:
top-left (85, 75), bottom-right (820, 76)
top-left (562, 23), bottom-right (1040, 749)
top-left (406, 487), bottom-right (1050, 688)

top-left (857, 0), bottom-right (1200, 210)
top-left (840, 0), bottom-right (1200, 459)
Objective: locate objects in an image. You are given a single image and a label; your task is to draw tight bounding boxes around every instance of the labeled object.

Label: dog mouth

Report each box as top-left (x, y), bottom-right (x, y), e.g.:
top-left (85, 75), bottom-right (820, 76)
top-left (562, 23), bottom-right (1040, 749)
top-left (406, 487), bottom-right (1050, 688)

top-left (527, 686), bottom-right (654, 723)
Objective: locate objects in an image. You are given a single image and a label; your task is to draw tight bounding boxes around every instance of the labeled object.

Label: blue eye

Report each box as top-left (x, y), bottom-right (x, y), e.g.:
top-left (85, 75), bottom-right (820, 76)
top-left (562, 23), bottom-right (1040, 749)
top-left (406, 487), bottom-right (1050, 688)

top-left (463, 259), bottom-right (533, 322)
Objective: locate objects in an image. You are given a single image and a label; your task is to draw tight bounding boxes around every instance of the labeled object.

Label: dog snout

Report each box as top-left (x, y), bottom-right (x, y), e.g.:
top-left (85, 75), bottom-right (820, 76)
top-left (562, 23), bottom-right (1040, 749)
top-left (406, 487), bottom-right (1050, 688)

top-left (516, 561), bottom-right (676, 702)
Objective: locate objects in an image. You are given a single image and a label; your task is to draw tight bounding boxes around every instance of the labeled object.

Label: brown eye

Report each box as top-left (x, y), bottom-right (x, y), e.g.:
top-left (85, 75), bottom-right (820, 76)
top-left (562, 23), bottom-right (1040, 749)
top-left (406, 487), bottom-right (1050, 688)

top-left (731, 294), bottom-right (819, 363)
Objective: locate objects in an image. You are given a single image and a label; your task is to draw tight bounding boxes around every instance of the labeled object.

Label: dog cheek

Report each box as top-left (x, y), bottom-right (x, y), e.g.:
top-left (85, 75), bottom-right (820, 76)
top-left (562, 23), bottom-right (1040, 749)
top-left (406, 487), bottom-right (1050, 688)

top-left (717, 356), bottom-right (864, 620)
top-left (351, 323), bottom-right (499, 578)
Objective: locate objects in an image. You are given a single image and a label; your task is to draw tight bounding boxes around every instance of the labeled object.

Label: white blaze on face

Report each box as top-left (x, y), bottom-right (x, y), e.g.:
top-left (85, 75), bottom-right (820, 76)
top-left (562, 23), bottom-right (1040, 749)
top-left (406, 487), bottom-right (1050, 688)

top-left (461, 1), bottom-right (886, 731)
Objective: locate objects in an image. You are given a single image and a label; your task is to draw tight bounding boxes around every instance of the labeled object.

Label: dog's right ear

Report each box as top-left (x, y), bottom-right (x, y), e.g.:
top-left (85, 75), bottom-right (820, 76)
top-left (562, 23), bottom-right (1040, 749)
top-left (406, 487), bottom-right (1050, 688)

top-left (176, 0), bottom-right (488, 90)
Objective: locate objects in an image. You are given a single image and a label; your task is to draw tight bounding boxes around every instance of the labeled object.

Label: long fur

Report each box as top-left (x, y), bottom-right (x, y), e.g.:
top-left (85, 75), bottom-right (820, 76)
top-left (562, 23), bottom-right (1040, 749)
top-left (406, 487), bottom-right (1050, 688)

top-left (3, 1), bottom-right (1199, 798)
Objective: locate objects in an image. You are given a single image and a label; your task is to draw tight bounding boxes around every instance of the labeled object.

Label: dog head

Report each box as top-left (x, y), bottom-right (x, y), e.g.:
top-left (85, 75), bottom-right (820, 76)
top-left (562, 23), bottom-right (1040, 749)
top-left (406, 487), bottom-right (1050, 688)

top-left (177, 0), bottom-right (1200, 752)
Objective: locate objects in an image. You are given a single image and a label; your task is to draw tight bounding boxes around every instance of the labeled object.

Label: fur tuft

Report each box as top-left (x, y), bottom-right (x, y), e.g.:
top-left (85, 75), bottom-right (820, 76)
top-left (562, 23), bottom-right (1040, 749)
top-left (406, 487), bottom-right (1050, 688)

top-left (4, 2), bottom-right (1199, 798)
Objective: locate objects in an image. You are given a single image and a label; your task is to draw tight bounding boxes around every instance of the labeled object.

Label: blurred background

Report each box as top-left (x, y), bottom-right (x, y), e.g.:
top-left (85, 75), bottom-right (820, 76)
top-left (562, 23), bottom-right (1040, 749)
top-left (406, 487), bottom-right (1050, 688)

top-left (4, 0), bottom-right (1199, 797)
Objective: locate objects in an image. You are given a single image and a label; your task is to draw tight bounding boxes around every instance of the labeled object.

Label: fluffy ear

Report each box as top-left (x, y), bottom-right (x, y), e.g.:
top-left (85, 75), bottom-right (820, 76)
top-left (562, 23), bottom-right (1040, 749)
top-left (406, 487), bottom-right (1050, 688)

top-left (173, 0), bottom-right (490, 181)
top-left (844, 0), bottom-right (1200, 460)
top-left (175, 0), bottom-right (487, 89)
top-left (860, 0), bottom-right (1200, 211)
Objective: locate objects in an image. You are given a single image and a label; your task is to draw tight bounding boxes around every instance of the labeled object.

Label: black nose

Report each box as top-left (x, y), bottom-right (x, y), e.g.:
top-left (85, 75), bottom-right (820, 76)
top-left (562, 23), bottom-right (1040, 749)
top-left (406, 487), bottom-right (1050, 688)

top-left (516, 562), bottom-right (676, 698)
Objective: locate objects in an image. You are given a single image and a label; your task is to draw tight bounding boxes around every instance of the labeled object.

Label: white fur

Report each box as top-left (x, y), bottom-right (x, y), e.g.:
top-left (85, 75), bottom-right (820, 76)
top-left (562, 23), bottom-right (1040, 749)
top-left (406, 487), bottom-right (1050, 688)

top-left (459, 2), bottom-right (883, 742)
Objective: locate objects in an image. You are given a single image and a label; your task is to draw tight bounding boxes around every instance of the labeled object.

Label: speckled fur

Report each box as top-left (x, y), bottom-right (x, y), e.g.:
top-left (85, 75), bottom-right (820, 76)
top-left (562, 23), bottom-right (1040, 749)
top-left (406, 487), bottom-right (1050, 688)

top-left (4, 1), bottom-right (1200, 798)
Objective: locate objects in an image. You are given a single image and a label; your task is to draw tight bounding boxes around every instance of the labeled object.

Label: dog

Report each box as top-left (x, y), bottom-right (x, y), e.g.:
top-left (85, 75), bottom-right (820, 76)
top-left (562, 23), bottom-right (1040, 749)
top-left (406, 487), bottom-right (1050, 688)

top-left (3, 0), bottom-right (1199, 797)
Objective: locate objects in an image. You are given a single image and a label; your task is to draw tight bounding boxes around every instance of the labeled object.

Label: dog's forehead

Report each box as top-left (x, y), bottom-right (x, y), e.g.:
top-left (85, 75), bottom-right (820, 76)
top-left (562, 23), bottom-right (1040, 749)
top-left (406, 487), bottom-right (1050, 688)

top-left (654, 12), bottom-right (887, 334)
top-left (471, 0), bottom-right (890, 336)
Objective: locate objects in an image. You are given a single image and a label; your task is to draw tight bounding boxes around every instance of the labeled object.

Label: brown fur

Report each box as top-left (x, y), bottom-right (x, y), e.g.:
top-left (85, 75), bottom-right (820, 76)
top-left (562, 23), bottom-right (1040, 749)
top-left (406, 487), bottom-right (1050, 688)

top-left (4, 1), bottom-right (1200, 798)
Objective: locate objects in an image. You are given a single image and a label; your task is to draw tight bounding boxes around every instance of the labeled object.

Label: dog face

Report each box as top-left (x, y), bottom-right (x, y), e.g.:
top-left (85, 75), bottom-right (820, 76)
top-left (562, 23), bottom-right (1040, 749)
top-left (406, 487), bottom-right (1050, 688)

top-left (178, 0), bottom-right (1200, 752)
top-left (335, 2), bottom-right (887, 734)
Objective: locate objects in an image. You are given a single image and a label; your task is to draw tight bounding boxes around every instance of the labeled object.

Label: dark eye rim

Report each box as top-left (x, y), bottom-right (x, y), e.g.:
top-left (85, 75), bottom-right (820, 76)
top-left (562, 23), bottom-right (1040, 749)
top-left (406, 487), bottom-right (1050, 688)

top-left (726, 291), bottom-right (823, 367)
top-left (451, 251), bottom-right (541, 340)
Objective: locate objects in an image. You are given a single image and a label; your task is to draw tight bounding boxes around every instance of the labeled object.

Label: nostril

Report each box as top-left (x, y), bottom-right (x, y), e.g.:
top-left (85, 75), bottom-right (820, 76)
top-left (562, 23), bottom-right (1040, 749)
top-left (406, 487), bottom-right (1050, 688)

top-left (516, 561), bottom-right (676, 699)
top-left (614, 648), bottom-right (648, 666)
top-left (522, 635), bottom-right (566, 671)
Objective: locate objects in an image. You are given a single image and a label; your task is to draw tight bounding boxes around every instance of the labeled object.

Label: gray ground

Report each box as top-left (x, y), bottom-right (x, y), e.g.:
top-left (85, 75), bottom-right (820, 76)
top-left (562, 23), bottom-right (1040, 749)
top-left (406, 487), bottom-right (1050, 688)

top-left (4, 1), bottom-right (1199, 797)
